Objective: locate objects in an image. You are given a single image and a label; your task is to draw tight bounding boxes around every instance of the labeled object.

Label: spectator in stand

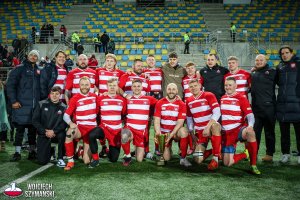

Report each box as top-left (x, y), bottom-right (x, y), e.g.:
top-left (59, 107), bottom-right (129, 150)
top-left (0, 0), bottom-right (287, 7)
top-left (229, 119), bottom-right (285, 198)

top-left (12, 56), bottom-right (20, 67)
top-left (40, 23), bottom-right (48, 43)
top-left (77, 44), bottom-right (84, 56)
top-left (60, 25), bottom-right (67, 43)
top-left (100, 31), bottom-right (110, 54)
top-left (48, 24), bottom-right (54, 44)
top-left (93, 34), bottom-right (101, 53)
top-left (230, 22), bottom-right (237, 43)
top-left (12, 36), bottom-right (21, 55)
top-left (107, 38), bottom-right (115, 54)
top-left (71, 32), bottom-right (80, 53)
top-left (39, 57), bottom-right (47, 69)
top-left (0, 43), bottom-right (4, 59)
top-left (20, 37), bottom-right (29, 53)
top-left (65, 54), bottom-right (74, 71)
top-left (0, 80), bottom-right (10, 151)
top-left (88, 54), bottom-right (98, 70)
top-left (31, 27), bottom-right (36, 44)
top-left (2, 45), bottom-right (8, 60)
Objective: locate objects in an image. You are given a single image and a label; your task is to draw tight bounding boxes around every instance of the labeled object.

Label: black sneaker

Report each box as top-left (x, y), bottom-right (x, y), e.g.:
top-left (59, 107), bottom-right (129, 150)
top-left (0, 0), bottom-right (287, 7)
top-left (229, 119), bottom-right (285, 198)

top-left (28, 151), bottom-right (37, 160)
top-left (99, 146), bottom-right (108, 158)
top-left (89, 159), bottom-right (100, 168)
top-left (10, 152), bottom-right (21, 162)
top-left (130, 151), bottom-right (136, 157)
top-left (122, 156), bottom-right (132, 166)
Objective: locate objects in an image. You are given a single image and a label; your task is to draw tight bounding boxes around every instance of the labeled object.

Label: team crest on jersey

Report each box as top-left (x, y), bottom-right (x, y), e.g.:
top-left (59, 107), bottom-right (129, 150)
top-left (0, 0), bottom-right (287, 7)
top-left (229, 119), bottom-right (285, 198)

top-left (265, 71), bottom-right (269, 75)
top-left (130, 101), bottom-right (133, 104)
top-left (104, 102), bottom-right (108, 105)
top-left (201, 102), bottom-right (205, 106)
top-left (239, 76), bottom-right (243, 79)
top-left (57, 110), bottom-right (62, 115)
top-left (231, 101), bottom-right (236, 105)
top-left (143, 101), bottom-right (148, 104)
top-left (204, 71), bottom-right (207, 73)
top-left (90, 75), bottom-right (93, 79)
top-left (92, 99), bottom-right (96, 103)
top-left (76, 75), bottom-right (80, 78)
top-left (291, 63), bottom-right (296, 68)
top-left (162, 107), bottom-right (166, 110)
top-left (118, 102), bottom-right (121, 105)
top-left (174, 108), bottom-right (178, 111)
top-left (217, 70), bottom-right (220, 73)
top-left (101, 72), bottom-right (104, 75)
top-left (44, 108), bottom-right (48, 111)
top-left (79, 102), bottom-right (84, 105)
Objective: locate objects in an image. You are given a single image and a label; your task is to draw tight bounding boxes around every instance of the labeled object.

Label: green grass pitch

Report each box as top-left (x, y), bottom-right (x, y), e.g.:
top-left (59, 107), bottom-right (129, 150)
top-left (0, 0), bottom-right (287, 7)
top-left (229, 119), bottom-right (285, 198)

top-left (1, 124), bottom-right (300, 200)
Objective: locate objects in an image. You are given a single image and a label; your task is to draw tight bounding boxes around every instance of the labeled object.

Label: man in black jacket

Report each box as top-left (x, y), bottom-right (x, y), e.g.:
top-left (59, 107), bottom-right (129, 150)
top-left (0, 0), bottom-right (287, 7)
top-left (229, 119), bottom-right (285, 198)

top-left (6, 50), bottom-right (41, 161)
top-left (251, 54), bottom-right (277, 162)
top-left (100, 31), bottom-right (110, 54)
top-left (200, 54), bottom-right (229, 102)
top-left (40, 51), bottom-right (68, 101)
top-left (32, 86), bottom-right (67, 166)
top-left (276, 45), bottom-right (300, 164)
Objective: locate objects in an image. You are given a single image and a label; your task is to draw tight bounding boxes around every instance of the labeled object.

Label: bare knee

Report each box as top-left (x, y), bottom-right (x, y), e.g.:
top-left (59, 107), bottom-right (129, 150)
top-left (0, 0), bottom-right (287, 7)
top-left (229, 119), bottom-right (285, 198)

top-left (178, 127), bottom-right (188, 138)
top-left (211, 123), bottom-right (221, 136)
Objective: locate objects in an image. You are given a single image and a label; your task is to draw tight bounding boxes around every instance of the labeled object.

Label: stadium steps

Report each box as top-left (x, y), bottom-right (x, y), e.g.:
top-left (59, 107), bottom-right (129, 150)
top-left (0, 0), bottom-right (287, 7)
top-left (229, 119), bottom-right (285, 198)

top-left (201, 3), bottom-right (232, 41)
top-left (55, 4), bottom-right (94, 37)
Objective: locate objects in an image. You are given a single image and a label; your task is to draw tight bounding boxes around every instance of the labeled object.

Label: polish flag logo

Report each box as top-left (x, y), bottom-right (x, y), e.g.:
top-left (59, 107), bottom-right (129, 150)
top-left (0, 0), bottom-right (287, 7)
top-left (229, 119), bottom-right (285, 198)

top-left (3, 182), bottom-right (23, 197)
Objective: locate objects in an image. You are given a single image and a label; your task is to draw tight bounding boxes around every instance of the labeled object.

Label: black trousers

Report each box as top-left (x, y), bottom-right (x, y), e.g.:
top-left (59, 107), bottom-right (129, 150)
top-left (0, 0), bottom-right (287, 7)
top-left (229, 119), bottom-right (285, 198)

top-left (254, 109), bottom-right (276, 156)
top-left (37, 132), bottom-right (65, 165)
top-left (102, 42), bottom-right (108, 53)
top-left (279, 121), bottom-right (300, 155)
top-left (14, 124), bottom-right (36, 147)
top-left (89, 127), bottom-right (120, 162)
top-left (0, 131), bottom-right (7, 141)
top-left (184, 43), bottom-right (189, 54)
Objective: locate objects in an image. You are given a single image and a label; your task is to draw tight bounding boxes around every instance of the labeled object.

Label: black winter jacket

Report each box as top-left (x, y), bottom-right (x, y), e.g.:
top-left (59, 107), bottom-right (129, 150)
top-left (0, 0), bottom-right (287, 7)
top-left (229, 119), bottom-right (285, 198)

top-left (40, 63), bottom-right (68, 100)
top-left (6, 60), bottom-right (41, 124)
top-left (32, 99), bottom-right (67, 135)
top-left (251, 64), bottom-right (277, 115)
top-left (276, 56), bottom-right (300, 122)
top-left (200, 64), bottom-right (229, 101)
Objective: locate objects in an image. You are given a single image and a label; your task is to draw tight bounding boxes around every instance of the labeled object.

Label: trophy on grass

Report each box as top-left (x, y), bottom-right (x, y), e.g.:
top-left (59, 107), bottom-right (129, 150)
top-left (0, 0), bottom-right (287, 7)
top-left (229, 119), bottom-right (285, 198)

top-left (156, 133), bottom-right (170, 166)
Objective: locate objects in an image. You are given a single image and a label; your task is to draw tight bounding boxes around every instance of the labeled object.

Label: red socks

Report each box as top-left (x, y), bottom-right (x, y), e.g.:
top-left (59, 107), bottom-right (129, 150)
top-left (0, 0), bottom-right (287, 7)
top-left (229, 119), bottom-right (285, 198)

top-left (122, 141), bottom-right (131, 155)
top-left (180, 137), bottom-right (189, 158)
top-left (211, 135), bottom-right (221, 157)
top-left (247, 141), bottom-right (258, 165)
top-left (65, 141), bottom-right (74, 158)
top-left (92, 153), bottom-right (99, 161)
top-left (233, 153), bottom-right (247, 164)
top-left (203, 149), bottom-right (212, 160)
top-left (188, 134), bottom-right (194, 149)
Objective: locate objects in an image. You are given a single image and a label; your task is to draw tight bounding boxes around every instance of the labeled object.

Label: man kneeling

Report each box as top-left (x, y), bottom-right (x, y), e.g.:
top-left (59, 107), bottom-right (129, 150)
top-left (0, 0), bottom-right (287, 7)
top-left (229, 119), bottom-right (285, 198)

top-left (63, 77), bottom-right (99, 171)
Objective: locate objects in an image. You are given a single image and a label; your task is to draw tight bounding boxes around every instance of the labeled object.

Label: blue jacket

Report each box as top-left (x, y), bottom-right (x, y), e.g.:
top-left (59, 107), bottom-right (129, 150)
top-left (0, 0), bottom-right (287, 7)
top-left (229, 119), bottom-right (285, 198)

top-left (6, 60), bottom-right (41, 125)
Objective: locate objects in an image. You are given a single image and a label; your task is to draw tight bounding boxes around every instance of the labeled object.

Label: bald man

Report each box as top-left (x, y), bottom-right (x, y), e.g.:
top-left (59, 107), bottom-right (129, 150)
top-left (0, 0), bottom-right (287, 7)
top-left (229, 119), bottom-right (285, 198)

top-left (251, 54), bottom-right (277, 162)
top-left (154, 83), bottom-right (191, 167)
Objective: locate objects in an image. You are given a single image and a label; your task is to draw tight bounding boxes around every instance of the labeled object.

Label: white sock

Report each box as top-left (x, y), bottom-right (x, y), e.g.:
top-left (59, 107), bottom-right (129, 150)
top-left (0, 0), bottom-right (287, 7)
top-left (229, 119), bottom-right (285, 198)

top-left (213, 156), bottom-right (218, 162)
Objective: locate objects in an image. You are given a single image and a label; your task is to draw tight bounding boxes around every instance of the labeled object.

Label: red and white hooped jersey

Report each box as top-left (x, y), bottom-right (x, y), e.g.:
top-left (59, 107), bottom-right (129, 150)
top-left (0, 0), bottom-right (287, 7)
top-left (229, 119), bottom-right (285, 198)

top-left (96, 68), bottom-right (125, 94)
top-left (126, 95), bottom-right (157, 131)
top-left (220, 92), bottom-right (252, 131)
top-left (144, 68), bottom-right (163, 92)
top-left (65, 67), bottom-right (98, 96)
top-left (119, 73), bottom-right (151, 96)
top-left (98, 94), bottom-right (126, 131)
top-left (65, 92), bottom-right (98, 126)
top-left (53, 66), bottom-right (67, 100)
top-left (186, 91), bottom-right (219, 131)
top-left (182, 74), bottom-right (198, 101)
top-left (224, 69), bottom-right (251, 97)
top-left (154, 97), bottom-right (186, 134)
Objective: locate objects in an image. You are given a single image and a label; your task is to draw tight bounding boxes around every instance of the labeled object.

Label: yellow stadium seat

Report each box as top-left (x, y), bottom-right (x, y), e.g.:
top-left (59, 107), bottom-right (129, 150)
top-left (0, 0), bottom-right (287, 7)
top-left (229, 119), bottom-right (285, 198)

top-left (121, 62), bottom-right (127, 67)
top-left (143, 49), bottom-right (149, 55)
top-left (162, 49), bottom-right (168, 54)
top-left (155, 44), bottom-right (162, 49)
top-left (149, 49), bottom-right (155, 54)
top-left (266, 49), bottom-right (272, 54)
